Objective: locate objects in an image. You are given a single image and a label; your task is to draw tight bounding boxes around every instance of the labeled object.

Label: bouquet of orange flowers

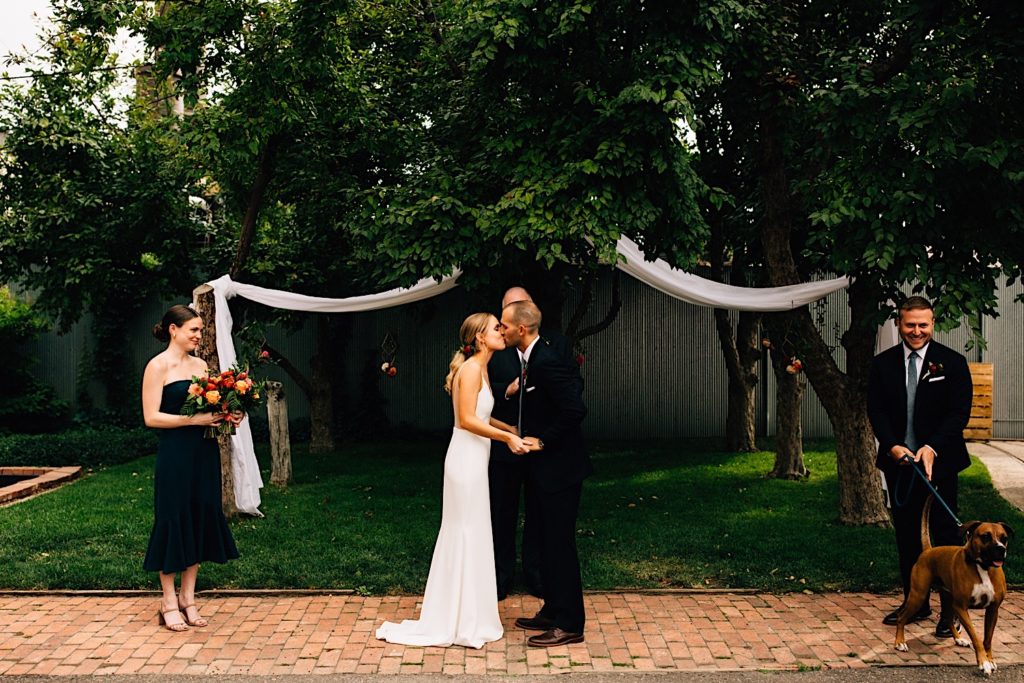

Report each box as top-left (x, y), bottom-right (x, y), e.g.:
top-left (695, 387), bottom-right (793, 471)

top-left (181, 364), bottom-right (267, 437)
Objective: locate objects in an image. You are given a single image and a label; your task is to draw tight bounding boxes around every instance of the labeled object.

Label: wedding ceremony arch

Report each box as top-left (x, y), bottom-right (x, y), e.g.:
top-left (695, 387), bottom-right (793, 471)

top-left (202, 236), bottom-right (850, 515)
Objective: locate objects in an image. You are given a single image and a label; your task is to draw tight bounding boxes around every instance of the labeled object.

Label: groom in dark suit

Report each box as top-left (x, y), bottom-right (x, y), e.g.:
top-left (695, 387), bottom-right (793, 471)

top-left (488, 287), bottom-right (542, 601)
top-left (500, 300), bottom-right (592, 647)
top-left (867, 295), bottom-right (973, 638)
top-left (488, 286), bottom-right (574, 601)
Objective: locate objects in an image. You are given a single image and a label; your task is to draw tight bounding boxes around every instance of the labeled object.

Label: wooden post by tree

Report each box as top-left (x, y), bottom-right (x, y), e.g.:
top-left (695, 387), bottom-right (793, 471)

top-left (192, 283), bottom-right (239, 518)
top-left (266, 381), bottom-right (292, 487)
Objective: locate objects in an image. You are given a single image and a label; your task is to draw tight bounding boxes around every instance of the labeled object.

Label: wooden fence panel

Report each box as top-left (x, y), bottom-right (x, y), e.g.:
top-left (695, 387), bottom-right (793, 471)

top-left (965, 362), bottom-right (994, 441)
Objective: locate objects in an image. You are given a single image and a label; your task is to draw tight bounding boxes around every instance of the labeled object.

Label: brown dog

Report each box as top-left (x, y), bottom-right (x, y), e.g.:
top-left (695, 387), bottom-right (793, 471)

top-left (894, 496), bottom-right (1013, 675)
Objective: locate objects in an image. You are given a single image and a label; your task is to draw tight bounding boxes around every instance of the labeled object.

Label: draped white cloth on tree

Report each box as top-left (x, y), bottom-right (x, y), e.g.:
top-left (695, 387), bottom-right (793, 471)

top-left (612, 237), bottom-right (850, 310)
top-left (203, 271), bottom-right (462, 515)
top-left (201, 236), bottom-right (849, 515)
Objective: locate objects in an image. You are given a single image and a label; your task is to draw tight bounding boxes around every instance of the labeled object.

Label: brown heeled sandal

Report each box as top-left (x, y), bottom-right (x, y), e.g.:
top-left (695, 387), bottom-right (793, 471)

top-left (157, 608), bottom-right (188, 632)
top-left (178, 602), bottom-right (208, 627)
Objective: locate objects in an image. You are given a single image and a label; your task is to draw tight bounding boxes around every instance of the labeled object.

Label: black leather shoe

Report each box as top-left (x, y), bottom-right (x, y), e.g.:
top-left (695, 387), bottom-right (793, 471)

top-left (527, 628), bottom-right (585, 647)
top-left (934, 620), bottom-right (955, 639)
top-left (515, 614), bottom-right (557, 631)
top-left (882, 606), bottom-right (931, 626)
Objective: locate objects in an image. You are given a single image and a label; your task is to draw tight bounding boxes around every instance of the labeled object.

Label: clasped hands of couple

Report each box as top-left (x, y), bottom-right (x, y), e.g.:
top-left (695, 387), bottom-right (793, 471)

top-left (508, 434), bottom-right (542, 456)
top-left (503, 376), bottom-right (541, 456)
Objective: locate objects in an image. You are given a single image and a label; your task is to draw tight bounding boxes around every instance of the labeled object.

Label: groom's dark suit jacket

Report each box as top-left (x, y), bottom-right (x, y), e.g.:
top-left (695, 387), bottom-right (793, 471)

top-left (867, 340), bottom-right (973, 481)
top-left (489, 330), bottom-right (574, 464)
top-left (520, 338), bottom-right (593, 493)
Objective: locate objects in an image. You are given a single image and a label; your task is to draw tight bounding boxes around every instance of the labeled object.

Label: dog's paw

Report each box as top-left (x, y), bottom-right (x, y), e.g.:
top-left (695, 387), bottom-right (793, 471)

top-left (894, 642), bottom-right (909, 652)
top-left (980, 661), bottom-right (994, 676)
top-left (954, 636), bottom-right (970, 647)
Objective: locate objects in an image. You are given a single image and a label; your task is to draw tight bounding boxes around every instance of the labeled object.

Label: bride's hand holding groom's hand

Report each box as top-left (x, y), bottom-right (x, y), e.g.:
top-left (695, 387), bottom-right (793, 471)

top-left (521, 436), bottom-right (544, 452)
top-left (507, 433), bottom-right (529, 455)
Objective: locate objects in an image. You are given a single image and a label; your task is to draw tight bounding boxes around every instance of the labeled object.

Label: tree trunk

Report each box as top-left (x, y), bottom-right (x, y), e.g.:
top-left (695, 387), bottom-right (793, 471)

top-left (192, 284), bottom-right (239, 518)
top-left (764, 324), bottom-right (808, 479)
top-left (309, 316), bottom-right (336, 453)
top-left (715, 309), bottom-right (761, 452)
top-left (756, 98), bottom-right (888, 524)
top-left (706, 209), bottom-right (760, 453)
top-left (266, 381), bottom-right (292, 487)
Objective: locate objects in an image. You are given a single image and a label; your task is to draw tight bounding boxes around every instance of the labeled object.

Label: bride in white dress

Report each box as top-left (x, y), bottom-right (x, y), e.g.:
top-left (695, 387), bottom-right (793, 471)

top-left (376, 312), bottom-right (528, 648)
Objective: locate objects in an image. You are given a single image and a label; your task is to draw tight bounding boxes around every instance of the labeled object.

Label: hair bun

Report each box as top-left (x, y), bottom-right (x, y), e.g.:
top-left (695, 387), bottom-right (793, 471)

top-left (152, 322), bottom-right (169, 342)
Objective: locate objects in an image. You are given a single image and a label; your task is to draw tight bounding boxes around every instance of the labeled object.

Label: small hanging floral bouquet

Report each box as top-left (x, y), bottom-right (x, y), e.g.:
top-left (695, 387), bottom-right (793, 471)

top-left (181, 364), bottom-right (267, 438)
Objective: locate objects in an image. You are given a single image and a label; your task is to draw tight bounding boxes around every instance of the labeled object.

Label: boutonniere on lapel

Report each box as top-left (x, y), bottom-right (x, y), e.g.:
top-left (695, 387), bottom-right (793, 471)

top-left (921, 361), bottom-right (945, 382)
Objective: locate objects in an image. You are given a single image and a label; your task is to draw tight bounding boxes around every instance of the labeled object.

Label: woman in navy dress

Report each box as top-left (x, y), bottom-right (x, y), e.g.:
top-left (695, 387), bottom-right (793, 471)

top-left (141, 305), bottom-right (239, 631)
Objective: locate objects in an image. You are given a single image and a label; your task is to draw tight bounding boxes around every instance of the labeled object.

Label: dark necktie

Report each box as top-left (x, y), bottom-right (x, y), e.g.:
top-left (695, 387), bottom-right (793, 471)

top-left (517, 355), bottom-right (527, 435)
top-left (905, 351), bottom-right (919, 451)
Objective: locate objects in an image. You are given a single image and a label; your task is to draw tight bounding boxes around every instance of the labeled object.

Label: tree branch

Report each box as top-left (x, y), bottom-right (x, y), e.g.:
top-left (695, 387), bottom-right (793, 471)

top-left (564, 274), bottom-right (595, 345)
top-left (575, 270), bottom-right (622, 342)
top-left (229, 133), bottom-right (282, 280)
top-left (262, 342), bottom-right (313, 399)
top-left (869, 3), bottom-right (947, 86)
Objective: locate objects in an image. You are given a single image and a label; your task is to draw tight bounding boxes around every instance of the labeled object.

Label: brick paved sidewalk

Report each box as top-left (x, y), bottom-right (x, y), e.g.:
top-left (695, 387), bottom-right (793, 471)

top-left (1, 592), bottom-right (1021, 676)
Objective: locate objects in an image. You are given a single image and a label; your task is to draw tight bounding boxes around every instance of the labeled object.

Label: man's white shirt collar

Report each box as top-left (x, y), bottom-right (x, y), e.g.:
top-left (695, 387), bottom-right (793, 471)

top-left (903, 341), bottom-right (930, 362)
top-left (519, 336), bottom-right (541, 365)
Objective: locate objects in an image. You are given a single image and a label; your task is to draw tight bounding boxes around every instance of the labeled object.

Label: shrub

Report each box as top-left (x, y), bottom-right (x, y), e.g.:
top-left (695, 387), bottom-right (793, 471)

top-left (0, 288), bottom-right (70, 434)
top-left (0, 427), bottom-right (157, 468)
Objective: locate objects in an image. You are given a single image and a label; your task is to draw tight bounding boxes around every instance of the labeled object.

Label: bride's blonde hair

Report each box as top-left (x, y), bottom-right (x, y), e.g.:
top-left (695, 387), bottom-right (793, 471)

top-left (444, 312), bottom-right (493, 394)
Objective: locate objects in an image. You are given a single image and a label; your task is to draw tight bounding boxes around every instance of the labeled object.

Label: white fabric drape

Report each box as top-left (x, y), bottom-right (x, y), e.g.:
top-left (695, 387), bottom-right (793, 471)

top-left (203, 271), bottom-right (462, 515)
top-left (202, 238), bottom-right (849, 515)
top-left (613, 236), bottom-right (850, 311)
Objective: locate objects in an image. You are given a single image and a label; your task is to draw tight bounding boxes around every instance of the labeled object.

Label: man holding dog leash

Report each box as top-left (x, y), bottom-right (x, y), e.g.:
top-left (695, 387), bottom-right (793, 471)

top-left (867, 295), bottom-right (974, 638)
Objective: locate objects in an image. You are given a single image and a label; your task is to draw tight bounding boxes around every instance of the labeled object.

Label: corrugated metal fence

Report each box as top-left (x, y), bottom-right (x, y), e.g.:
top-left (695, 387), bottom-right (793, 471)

top-left (24, 276), bottom-right (1024, 439)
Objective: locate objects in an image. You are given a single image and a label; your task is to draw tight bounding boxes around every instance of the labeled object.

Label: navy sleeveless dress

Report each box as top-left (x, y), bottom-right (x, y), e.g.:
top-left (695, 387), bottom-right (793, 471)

top-left (143, 380), bottom-right (239, 573)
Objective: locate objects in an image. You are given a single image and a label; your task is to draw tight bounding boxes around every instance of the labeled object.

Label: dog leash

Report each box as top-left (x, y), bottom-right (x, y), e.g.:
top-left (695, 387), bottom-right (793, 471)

top-left (894, 454), bottom-right (964, 528)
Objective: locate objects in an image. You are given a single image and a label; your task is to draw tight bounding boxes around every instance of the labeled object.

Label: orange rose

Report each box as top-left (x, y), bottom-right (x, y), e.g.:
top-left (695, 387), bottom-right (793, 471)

top-left (235, 379), bottom-right (249, 394)
top-left (188, 383), bottom-right (203, 397)
top-left (205, 390), bottom-right (221, 405)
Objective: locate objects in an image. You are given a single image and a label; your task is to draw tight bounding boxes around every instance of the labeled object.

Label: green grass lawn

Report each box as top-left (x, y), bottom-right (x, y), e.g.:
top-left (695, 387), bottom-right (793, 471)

top-left (0, 438), bottom-right (1020, 593)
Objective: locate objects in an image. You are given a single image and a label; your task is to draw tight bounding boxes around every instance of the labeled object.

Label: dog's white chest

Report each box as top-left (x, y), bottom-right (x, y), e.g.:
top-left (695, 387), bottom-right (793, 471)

top-left (970, 565), bottom-right (996, 608)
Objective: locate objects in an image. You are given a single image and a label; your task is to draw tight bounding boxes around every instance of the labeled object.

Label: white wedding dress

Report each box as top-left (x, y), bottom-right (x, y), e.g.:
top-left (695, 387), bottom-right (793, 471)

top-left (376, 377), bottom-right (503, 648)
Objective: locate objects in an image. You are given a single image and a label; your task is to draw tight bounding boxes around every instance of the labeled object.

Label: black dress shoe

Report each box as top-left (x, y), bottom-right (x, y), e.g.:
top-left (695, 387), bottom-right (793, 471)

top-left (527, 628), bottom-right (585, 647)
top-left (882, 606), bottom-right (932, 626)
top-left (934, 620), bottom-right (955, 639)
top-left (515, 614), bottom-right (557, 631)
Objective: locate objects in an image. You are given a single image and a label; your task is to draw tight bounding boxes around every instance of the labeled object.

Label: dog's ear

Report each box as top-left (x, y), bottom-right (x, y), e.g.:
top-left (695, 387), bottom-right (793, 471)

top-left (998, 522), bottom-right (1015, 539)
top-left (961, 521), bottom-right (983, 539)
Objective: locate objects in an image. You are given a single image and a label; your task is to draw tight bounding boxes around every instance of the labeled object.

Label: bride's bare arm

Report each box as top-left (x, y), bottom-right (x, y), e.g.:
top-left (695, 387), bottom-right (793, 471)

top-left (457, 362), bottom-right (525, 450)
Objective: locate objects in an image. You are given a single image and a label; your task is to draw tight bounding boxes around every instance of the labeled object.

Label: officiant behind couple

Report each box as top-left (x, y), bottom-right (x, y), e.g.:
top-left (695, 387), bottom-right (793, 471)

top-left (376, 302), bottom-right (591, 649)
